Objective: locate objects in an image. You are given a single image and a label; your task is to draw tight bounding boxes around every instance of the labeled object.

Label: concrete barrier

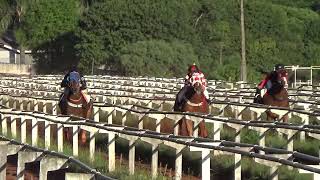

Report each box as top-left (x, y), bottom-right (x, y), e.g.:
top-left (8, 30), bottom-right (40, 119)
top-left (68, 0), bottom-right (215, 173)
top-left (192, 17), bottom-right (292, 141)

top-left (0, 64), bottom-right (32, 75)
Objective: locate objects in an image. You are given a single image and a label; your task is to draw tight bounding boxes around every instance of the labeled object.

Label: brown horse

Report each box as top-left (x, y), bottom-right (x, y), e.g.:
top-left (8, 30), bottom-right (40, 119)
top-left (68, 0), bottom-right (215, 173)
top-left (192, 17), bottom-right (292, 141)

top-left (58, 75), bottom-right (93, 144)
top-left (262, 83), bottom-right (289, 122)
top-left (178, 82), bottom-right (208, 137)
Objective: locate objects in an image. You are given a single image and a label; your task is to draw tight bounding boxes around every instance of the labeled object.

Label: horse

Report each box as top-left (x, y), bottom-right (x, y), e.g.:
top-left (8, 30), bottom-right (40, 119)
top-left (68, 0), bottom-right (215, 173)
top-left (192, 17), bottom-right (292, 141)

top-left (262, 80), bottom-right (289, 122)
top-left (58, 73), bottom-right (93, 144)
top-left (177, 82), bottom-right (208, 137)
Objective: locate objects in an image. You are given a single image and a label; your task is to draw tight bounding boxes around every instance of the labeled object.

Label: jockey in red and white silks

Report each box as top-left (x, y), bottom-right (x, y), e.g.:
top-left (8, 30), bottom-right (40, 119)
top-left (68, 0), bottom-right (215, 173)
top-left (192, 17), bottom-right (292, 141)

top-left (173, 64), bottom-right (210, 111)
top-left (188, 71), bottom-right (210, 100)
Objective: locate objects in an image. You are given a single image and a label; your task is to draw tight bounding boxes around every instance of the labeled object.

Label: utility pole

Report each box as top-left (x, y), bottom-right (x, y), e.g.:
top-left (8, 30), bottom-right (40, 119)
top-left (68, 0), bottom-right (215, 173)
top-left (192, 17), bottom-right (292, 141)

top-left (91, 59), bottom-right (94, 75)
top-left (240, 0), bottom-right (247, 82)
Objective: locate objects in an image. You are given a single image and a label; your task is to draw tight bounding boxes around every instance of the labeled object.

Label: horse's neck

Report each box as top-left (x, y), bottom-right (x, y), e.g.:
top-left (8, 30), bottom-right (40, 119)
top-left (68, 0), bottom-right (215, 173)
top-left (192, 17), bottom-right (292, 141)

top-left (68, 92), bottom-right (83, 103)
top-left (189, 93), bottom-right (204, 103)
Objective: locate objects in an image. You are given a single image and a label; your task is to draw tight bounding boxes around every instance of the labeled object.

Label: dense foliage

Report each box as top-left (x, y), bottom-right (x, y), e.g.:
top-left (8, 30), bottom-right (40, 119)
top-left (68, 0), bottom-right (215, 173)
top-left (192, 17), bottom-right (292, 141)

top-left (1, 0), bottom-right (320, 81)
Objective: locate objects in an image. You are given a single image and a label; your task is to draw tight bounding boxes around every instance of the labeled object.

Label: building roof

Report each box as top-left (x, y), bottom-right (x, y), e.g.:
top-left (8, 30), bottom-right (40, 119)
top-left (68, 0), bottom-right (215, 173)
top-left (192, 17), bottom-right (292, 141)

top-left (0, 37), bottom-right (31, 54)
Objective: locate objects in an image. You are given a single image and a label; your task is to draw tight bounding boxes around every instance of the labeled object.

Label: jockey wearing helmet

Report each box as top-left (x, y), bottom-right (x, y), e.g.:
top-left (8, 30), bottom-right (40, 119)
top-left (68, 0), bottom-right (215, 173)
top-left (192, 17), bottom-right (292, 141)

top-left (173, 63), bottom-right (210, 111)
top-left (254, 64), bottom-right (288, 102)
top-left (59, 65), bottom-right (87, 111)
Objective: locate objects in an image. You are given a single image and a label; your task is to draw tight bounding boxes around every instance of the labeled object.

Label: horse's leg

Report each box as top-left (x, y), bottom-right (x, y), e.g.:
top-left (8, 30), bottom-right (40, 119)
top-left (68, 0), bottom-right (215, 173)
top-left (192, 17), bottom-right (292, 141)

top-left (282, 114), bottom-right (288, 123)
top-left (64, 127), bottom-right (70, 142)
top-left (198, 120), bottom-right (208, 138)
top-left (80, 103), bottom-right (93, 145)
top-left (80, 129), bottom-right (86, 145)
top-left (178, 119), bottom-right (188, 136)
top-left (185, 119), bottom-right (194, 136)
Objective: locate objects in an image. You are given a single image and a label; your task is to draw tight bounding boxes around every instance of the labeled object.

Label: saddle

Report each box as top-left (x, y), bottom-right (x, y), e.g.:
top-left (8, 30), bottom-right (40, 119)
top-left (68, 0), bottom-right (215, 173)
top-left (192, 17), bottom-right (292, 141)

top-left (268, 80), bottom-right (284, 96)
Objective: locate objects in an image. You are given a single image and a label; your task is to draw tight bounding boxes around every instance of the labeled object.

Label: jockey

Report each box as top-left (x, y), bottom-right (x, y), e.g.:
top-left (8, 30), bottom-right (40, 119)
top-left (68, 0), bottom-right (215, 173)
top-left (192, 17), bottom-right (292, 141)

top-left (185, 64), bottom-right (210, 101)
top-left (59, 66), bottom-right (87, 109)
top-left (174, 64), bottom-right (210, 111)
top-left (255, 64), bottom-right (288, 99)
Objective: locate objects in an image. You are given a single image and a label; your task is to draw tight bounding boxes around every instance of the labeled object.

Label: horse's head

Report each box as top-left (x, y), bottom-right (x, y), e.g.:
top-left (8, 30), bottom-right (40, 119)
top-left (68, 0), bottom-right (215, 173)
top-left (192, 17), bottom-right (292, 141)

top-left (193, 82), bottom-right (204, 95)
top-left (68, 72), bottom-right (81, 94)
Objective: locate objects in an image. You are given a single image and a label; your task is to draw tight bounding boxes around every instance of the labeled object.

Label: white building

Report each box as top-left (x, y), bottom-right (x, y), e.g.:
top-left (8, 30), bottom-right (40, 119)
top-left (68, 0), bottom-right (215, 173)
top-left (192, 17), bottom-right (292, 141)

top-left (0, 38), bottom-right (33, 64)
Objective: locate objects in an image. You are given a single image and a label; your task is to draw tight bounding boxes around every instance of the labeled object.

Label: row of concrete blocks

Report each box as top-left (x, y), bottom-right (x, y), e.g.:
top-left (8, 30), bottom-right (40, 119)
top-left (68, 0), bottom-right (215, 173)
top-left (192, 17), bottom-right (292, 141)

top-left (4, 81), bottom-right (180, 95)
top-left (2, 78), bottom-right (319, 115)
top-left (94, 105), bottom-right (320, 154)
top-left (1, 109), bottom-right (317, 180)
top-left (0, 78), bottom-right (313, 104)
top-left (4, 83), bottom-right (318, 113)
top-left (0, 93), bottom-right (317, 152)
top-left (1, 81), bottom-right (319, 115)
top-left (0, 140), bottom-right (95, 180)
top-left (0, 74), bottom-right (222, 88)
top-left (1, 85), bottom-right (319, 118)
top-left (2, 75), bottom-right (319, 100)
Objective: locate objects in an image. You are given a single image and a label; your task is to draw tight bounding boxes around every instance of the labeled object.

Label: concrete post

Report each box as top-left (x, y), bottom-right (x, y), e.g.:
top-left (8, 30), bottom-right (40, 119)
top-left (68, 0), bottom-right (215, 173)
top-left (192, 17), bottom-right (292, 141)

top-left (1, 116), bottom-right (7, 136)
top-left (5, 96), bottom-right (9, 107)
top-left (300, 114), bottom-right (309, 141)
top-left (11, 116), bottom-right (17, 139)
top-left (0, 144), bottom-right (8, 180)
top-left (129, 140), bottom-right (135, 175)
top-left (107, 111), bottom-right (113, 124)
top-left (250, 111), bottom-right (255, 120)
top-left (287, 131), bottom-right (294, 152)
top-left (34, 100), bottom-right (39, 112)
top-left (45, 120), bottom-right (51, 149)
top-left (138, 114), bottom-right (144, 130)
top-left (89, 131), bottom-right (95, 162)
top-left (17, 151), bottom-right (42, 180)
top-left (21, 117), bottom-right (26, 143)
top-left (173, 119), bottom-right (182, 136)
top-left (108, 133), bottom-right (116, 172)
top-left (213, 121), bottom-right (221, 141)
top-left (57, 123), bottom-right (63, 152)
top-left (26, 101), bottom-right (31, 111)
top-left (65, 173), bottom-right (94, 180)
top-left (259, 130), bottom-right (266, 154)
top-left (175, 146), bottom-right (184, 180)
top-left (13, 100), bottom-right (17, 109)
top-left (43, 103), bottom-right (48, 114)
top-left (151, 144), bottom-right (159, 178)
top-left (52, 102), bottom-right (58, 115)
top-left (201, 150), bottom-right (211, 180)
top-left (234, 154), bottom-right (241, 180)
top-left (270, 166), bottom-right (278, 180)
top-left (93, 107), bottom-right (99, 122)
top-left (19, 100), bottom-right (24, 110)
top-left (31, 118), bottom-right (38, 147)
top-left (73, 126), bottom-right (79, 157)
top-left (156, 117), bottom-right (161, 133)
top-left (39, 156), bottom-right (68, 180)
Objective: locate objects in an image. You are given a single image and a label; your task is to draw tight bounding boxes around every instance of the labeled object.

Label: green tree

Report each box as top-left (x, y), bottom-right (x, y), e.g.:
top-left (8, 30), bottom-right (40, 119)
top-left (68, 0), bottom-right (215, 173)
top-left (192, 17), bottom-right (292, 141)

top-left (76, 0), bottom-right (200, 74)
top-left (119, 40), bottom-right (198, 77)
top-left (16, 0), bottom-right (80, 73)
top-left (0, 0), bottom-right (35, 64)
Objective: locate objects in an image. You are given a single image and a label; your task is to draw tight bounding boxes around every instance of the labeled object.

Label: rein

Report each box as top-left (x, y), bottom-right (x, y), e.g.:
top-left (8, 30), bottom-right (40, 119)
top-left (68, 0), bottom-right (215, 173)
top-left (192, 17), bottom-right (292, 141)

top-left (186, 100), bottom-right (203, 107)
top-left (69, 95), bottom-right (82, 103)
top-left (67, 101), bottom-right (83, 108)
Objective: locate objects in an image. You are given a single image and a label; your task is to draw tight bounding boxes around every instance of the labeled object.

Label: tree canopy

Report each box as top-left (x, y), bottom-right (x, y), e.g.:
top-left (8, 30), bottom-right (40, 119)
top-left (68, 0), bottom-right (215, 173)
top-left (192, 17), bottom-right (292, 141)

top-left (1, 0), bottom-right (320, 82)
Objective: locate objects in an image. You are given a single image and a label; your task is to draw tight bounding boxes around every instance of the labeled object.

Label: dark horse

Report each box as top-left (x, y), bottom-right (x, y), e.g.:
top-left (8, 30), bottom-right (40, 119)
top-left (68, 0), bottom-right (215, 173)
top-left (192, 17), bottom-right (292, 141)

top-left (58, 75), bottom-right (93, 144)
top-left (261, 79), bottom-right (289, 122)
top-left (175, 82), bottom-right (208, 137)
